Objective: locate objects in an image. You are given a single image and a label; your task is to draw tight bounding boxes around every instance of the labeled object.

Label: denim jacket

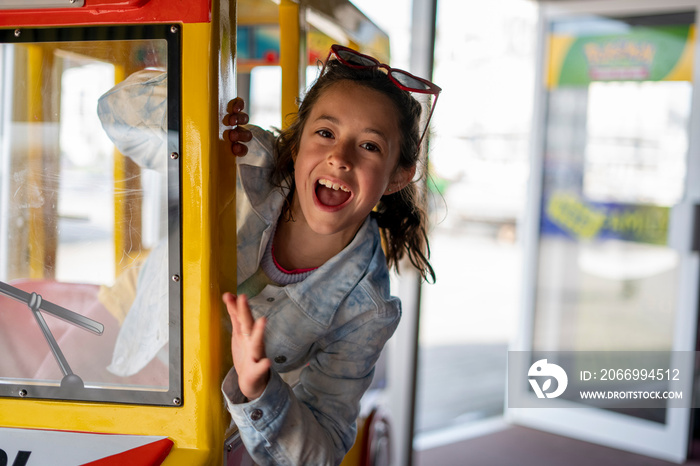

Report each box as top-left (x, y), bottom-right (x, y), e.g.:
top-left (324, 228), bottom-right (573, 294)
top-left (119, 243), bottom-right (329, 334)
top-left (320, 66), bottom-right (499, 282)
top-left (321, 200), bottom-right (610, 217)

top-left (222, 126), bottom-right (401, 465)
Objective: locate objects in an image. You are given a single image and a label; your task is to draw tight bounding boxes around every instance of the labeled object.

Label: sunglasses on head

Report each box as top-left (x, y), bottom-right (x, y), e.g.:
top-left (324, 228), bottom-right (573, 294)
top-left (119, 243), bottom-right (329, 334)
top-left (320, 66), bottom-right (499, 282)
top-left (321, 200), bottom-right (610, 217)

top-left (322, 44), bottom-right (442, 149)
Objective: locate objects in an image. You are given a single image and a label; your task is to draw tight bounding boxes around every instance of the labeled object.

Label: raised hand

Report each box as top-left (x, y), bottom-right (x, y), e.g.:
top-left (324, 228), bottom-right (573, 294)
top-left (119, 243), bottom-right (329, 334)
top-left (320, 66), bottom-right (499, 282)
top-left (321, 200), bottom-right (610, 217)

top-left (222, 292), bottom-right (270, 400)
top-left (223, 97), bottom-right (253, 156)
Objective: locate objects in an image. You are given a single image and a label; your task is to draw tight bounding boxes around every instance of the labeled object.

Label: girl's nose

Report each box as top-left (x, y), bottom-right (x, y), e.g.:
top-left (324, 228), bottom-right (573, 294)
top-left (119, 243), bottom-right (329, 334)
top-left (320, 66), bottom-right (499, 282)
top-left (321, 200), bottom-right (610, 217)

top-left (327, 144), bottom-right (353, 170)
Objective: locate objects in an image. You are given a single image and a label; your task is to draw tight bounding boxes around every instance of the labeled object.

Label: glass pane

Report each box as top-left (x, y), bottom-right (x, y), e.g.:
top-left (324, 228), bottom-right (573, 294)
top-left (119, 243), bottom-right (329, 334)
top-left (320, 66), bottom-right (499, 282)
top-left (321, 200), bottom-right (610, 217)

top-left (415, 0), bottom-right (536, 436)
top-left (0, 26), bottom-right (181, 405)
top-left (250, 66), bottom-right (282, 130)
top-left (533, 12), bottom-right (694, 423)
top-left (584, 81), bottom-right (689, 205)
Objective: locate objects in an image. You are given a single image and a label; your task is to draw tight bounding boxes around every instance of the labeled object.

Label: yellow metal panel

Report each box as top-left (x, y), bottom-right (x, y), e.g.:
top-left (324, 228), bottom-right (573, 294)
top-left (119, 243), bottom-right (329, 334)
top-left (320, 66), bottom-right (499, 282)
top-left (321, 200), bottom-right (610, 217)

top-left (279, 0), bottom-right (301, 128)
top-left (112, 54), bottom-right (145, 278)
top-left (0, 22), bottom-right (227, 466)
top-left (164, 19), bottom-right (228, 464)
top-left (112, 65), bottom-right (127, 276)
top-left (112, 79), bottom-right (144, 277)
top-left (216, 2), bottom-right (239, 297)
top-left (27, 45), bottom-right (45, 279)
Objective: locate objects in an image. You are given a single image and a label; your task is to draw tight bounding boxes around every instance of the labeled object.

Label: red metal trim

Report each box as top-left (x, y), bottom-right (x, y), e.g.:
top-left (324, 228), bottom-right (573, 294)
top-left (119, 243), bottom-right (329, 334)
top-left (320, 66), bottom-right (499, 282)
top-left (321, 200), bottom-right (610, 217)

top-left (0, 0), bottom-right (210, 27)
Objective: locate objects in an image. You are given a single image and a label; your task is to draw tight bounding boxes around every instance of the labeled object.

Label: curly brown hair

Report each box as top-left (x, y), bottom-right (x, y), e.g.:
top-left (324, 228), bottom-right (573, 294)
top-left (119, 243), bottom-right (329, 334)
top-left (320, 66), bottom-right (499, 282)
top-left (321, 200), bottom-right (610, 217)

top-left (270, 59), bottom-right (435, 282)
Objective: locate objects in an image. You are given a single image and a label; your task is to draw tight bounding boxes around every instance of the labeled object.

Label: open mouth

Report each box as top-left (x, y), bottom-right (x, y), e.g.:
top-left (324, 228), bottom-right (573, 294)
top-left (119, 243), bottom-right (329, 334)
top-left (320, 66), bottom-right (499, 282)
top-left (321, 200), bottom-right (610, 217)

top-left (315, 178), bottom-right (352, 208)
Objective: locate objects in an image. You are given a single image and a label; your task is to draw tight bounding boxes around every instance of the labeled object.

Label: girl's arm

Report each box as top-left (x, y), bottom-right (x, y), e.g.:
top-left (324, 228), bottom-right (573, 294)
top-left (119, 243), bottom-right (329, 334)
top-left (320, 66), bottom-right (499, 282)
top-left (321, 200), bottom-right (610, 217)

top-left (222, 308), bottom-right (399, 466)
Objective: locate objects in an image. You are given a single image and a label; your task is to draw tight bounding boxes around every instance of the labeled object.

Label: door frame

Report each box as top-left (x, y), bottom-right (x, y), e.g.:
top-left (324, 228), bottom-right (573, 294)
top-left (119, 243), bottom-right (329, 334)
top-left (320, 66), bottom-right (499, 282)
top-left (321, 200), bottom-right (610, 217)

top-left (508, 0), bottom-right (700, 462)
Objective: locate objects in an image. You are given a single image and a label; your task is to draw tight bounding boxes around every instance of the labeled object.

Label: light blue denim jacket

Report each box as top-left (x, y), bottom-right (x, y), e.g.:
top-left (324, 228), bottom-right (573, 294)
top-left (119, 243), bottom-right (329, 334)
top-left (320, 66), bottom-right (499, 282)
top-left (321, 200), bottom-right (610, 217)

top-left (222, 126), bottom-right (401, 465)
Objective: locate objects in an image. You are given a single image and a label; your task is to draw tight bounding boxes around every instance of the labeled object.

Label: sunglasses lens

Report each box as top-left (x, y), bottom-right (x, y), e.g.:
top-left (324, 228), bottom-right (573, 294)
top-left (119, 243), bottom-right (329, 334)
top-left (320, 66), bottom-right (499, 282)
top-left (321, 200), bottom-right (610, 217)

top-left (391, 70), bottom-right (432, 91)
top-left (336, 49), bottom-right (378, 67)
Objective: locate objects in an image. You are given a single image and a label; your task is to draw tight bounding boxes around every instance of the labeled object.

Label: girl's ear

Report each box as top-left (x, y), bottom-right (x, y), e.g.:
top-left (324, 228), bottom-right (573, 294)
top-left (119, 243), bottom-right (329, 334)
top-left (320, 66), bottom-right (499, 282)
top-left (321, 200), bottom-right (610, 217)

top-left (388, 165), bottom-right (417, 193)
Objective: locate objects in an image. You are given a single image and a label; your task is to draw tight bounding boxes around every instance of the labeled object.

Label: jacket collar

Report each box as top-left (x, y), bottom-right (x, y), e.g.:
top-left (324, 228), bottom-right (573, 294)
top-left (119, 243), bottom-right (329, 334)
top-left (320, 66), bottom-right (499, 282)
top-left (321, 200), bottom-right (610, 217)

top-left (238, 162), bottom-right (286, 225)
top-left (284, 216), bottom-right (376, 327)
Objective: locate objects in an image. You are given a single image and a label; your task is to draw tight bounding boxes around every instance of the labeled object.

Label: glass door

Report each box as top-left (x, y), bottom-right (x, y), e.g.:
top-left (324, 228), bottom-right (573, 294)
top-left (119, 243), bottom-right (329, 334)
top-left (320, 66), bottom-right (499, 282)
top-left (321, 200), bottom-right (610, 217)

top-left (508, 2), bottom-right (700, 462)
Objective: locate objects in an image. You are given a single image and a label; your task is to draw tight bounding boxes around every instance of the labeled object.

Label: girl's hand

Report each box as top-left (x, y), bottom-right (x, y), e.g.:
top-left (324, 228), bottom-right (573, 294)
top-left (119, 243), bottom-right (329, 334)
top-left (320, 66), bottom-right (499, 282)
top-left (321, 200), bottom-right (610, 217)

top-left (223, 97), bottom-right (253, 157)
top-left (222, 293), bottom-right (270, 400)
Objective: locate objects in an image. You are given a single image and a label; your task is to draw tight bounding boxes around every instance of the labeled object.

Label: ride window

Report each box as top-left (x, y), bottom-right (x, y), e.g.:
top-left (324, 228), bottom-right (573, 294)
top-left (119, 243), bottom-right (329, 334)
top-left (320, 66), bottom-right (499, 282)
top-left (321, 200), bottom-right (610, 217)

top-left (0, 26), bottom-right (182, 405)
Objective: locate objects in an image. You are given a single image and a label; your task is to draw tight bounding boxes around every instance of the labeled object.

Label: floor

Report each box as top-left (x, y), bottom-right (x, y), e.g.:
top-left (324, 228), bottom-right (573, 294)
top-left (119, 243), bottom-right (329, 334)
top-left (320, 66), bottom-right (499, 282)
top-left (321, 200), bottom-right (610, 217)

top-left (414, 425), bottom-right (700, 466)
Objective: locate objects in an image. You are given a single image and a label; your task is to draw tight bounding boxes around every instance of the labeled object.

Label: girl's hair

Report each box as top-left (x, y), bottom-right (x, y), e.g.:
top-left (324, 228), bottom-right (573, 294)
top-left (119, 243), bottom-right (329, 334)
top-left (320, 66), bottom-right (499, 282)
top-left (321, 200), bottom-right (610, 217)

top-left (272, 59), bottom-right (435, 282)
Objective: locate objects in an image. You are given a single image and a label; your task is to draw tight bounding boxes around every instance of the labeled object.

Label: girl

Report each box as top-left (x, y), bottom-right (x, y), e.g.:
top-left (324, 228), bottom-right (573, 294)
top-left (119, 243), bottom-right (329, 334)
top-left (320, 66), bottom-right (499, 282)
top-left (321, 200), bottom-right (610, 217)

top-left (222, 44), bottom-right (440, 465)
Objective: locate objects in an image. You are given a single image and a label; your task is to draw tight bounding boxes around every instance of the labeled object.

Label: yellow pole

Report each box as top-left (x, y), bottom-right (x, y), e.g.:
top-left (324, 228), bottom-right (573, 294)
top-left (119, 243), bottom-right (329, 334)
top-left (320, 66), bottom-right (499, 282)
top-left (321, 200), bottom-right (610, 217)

top-left (279, 0), bottom-right (302, 129)
top-left (112, 65), bottom-right (129, 277)
top-left (26, 45), bottom-right (45, 279)
top-left (112, 57), bottom-right (143, 278)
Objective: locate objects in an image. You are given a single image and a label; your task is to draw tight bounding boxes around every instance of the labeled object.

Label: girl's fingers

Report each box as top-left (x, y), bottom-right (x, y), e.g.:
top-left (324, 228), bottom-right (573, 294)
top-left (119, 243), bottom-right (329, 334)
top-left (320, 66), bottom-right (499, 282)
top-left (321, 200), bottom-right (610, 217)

top-left (231, 142), bottom-right (249, 157)
top-left (222, 292), bottom-right (259, 339)
top-left (222, 292), bottom-right (236, 316)
top-left (223, 98), bottom-right (251, 159)
top-left (253, 358), bottom-right (271, 381)
top-left (227, 126), bottom-right (252, 143)
top-left (250, 317), bottom-right (267, 361)
top-left (235, 294), bottom-right (255, 335)
top-left (230, 307), bottom-right (244, 338)
top-left (227, 97), bottom-right (244, 114)
top-left (236, 112), bottom-right (249, 125)
top-left (224, 111), bottom-right (249, 127)
top-left (224, 125), bottom-right (252, 158)
top-left (223, 292), bottom-right (244, 336)
top-left (222, 291), bottom-right (270, 399)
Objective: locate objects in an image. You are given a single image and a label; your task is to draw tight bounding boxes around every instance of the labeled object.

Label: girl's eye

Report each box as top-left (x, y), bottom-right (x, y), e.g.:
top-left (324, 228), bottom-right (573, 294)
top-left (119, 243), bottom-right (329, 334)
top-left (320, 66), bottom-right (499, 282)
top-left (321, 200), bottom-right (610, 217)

top-left (361, 142), bottom-right (380, 152)
top-left (316, 129), bottom-right (333, 138)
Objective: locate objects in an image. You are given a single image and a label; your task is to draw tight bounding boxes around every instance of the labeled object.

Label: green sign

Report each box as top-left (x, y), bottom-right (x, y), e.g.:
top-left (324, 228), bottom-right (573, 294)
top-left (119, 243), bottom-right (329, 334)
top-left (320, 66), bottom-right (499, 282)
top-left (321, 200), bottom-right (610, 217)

top-left (549, 24), bottom-right (694, 87)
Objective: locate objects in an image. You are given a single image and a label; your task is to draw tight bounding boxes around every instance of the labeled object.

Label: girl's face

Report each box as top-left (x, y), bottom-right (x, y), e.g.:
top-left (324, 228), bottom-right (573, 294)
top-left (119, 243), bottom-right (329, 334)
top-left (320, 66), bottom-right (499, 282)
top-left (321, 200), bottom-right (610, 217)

top-left (292, 81), bottom-right (415, 242)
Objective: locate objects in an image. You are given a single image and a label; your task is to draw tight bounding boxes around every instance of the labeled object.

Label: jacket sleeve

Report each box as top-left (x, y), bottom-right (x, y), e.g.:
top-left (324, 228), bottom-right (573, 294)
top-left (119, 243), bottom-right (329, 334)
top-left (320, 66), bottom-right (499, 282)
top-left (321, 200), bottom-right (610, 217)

top-left (222, 308), bottom-right (400, 466)
top-left (235, 125), bottom-right (277, 169)
top-left (96, 69), bottom-right (168, 172)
